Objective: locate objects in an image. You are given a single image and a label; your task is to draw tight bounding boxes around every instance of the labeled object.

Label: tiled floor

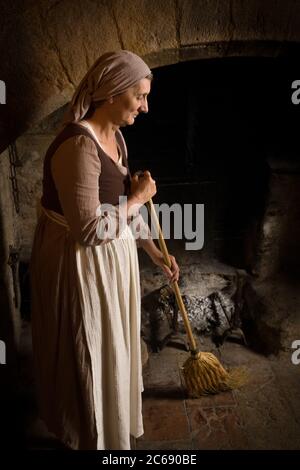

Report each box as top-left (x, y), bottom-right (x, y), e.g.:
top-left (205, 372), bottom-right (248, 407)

top-left (137, 337), bottom-right (300, 450)
top-left (4, 322), bottom-right (300, 450)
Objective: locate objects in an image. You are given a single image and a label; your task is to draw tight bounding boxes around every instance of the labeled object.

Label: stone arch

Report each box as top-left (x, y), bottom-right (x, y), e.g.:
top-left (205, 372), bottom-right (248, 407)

top-left (1, 0), bottom-right (300, 152)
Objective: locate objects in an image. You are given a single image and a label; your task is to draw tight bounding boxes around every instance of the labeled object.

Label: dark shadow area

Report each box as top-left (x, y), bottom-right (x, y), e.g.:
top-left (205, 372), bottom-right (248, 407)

top-left (123, 56), bottom-right (300, 270)
top-left (143, 386), bottom-right (187, 400)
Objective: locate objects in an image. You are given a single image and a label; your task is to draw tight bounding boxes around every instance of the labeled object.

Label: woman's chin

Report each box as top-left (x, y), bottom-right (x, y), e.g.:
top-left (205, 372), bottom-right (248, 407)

top-left (119, 117), bottom-right (135, 127)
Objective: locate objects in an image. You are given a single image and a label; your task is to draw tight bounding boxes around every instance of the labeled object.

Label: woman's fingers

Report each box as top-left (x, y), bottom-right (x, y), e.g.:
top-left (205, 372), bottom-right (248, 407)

top-left (161, 264), bottom-right (173, 279)
top-left (153, 252), bottom-right (180, 283)
top-left (131, 171), bottom-right (156, 203)
top-left (169, 255), bottom-right (180, 282)
top-left (161, 255), bottom-right (180, 283)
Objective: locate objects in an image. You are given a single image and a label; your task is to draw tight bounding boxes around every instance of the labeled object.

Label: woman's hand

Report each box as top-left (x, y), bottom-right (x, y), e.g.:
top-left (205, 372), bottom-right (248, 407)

top-left (151, 252), bottom-right (180, 283)
top-left (130, 171), bottom-right (156, 205)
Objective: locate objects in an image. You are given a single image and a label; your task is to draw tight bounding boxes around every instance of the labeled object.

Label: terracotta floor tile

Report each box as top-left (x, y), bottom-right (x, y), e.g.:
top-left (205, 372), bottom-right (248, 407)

top-left (141, 398), bottom-right (190, 441)
top-left (186, 405), bottom-right (248, 449)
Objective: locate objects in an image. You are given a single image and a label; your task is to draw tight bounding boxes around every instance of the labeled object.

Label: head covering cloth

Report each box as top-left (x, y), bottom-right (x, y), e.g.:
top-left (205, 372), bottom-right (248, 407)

top-left (63, 50), bottom-right (151, 124)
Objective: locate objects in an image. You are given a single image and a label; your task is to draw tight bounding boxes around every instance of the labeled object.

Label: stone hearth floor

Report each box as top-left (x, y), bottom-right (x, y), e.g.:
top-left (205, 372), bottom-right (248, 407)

top-left (6, 322), bottom-right (300, 451)
top-left (137, 337), bottom-right (300, 450)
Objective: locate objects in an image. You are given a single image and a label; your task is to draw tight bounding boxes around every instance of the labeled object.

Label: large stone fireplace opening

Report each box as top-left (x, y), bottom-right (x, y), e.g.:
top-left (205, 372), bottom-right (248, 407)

top-left (124, 57), bottom-right (274, 269)
top-left (121, 57), bottom-right (300, 354)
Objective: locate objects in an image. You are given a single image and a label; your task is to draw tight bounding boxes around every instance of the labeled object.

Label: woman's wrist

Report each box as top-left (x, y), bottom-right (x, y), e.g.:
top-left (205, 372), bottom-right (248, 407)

top-left (127, 194), bottom-right (143, 217)
top-left (141, 238), bottom-right (162, 260)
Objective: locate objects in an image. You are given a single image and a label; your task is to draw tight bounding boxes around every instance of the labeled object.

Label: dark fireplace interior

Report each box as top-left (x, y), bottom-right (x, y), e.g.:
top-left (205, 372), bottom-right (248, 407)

top-left (123, 57), bottom-right (298, 271)
top-left (121, 57), bottom-right (300, 355)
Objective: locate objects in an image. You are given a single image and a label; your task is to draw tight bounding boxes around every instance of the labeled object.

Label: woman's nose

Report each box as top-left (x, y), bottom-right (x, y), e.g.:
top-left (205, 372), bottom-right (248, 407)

top-left (139, 97), bottom-right (148, 113)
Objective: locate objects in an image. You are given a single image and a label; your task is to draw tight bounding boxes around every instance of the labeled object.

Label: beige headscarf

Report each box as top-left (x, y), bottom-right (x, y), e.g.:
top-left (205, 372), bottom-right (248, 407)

top-left (63, 50), bottom-right (151, 124)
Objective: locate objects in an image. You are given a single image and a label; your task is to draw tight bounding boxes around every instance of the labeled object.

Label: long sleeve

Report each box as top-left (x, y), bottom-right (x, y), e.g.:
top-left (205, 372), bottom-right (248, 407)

top-left (51, 135), bottom-right (123, 246)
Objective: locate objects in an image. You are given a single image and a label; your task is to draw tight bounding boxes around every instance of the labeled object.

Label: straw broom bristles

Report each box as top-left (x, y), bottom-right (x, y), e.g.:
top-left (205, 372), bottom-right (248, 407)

top-left (146, 198), bottom-right (248, 396)
top-left (182, 351), bottom-right (248, 396)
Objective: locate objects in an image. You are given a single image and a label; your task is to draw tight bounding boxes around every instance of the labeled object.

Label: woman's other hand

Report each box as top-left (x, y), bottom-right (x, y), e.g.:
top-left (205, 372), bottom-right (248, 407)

top-left (131, 171), bottom-right (156, 205)
top-left (151, 252), bottom-right (180, 283)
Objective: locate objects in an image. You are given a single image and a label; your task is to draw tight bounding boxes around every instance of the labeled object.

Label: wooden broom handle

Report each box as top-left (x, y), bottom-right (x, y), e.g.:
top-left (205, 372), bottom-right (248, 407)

top-left (146, 199), bottom-right (198, 353)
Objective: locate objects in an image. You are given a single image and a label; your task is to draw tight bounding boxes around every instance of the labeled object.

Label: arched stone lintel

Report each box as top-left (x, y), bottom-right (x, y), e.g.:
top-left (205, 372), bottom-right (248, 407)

top-left (144, 40), bottom-right (300, 69)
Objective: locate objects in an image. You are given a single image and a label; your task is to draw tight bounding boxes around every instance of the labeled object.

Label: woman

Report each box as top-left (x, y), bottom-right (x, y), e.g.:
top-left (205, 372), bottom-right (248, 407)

top-left (30, 50), bottom-right (179, 450)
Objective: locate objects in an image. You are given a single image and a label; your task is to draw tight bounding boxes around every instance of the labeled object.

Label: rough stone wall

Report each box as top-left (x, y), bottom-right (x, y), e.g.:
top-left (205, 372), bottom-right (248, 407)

top-left (1, 0), bottom-right (300, 151)
top-left (278, 173), bottom-right (300, 276)
top-left (0, 151), bottom-right (21, 381)
top-left (257, 165), bottom-right (300, 280)
top-left (15, 134), bottom-right (54, 261)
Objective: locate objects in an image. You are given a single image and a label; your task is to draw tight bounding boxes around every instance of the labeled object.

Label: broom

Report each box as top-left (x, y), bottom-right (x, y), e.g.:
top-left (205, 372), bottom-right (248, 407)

top-left (146, 198), bottom-right (247, 396)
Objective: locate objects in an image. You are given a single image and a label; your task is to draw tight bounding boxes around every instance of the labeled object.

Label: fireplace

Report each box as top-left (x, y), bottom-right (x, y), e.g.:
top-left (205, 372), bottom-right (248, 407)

top-left (121, 56), bottom-right (300, 353)
top-left (123, 57), bottom-right (278, 269)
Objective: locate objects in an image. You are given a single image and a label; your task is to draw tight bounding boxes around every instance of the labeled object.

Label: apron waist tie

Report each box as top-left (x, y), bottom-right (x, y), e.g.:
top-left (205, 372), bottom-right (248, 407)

top-left (38, 200), bottom-right (70, 230)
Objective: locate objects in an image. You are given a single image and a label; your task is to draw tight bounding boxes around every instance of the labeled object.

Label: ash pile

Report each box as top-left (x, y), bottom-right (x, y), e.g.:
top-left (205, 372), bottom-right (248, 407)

top-left (141, 283), bottom-right (246, 352)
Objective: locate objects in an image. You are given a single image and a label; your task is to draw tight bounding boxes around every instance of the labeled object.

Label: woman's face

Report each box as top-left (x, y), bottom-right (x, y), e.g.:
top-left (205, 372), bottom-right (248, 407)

top-left (112, 78), bottom-right (151, 126)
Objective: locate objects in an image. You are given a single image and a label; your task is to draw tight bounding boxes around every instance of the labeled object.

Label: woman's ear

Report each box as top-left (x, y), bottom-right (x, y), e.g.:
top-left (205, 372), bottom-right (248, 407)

top-left (108, 96), bottom-right (114, 104)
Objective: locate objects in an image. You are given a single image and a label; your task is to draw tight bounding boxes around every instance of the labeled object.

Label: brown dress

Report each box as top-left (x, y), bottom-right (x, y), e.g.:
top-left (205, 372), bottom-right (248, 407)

top-left (30, 123), bottom-right (145, 450)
